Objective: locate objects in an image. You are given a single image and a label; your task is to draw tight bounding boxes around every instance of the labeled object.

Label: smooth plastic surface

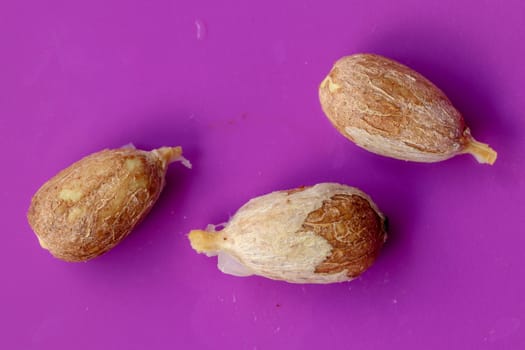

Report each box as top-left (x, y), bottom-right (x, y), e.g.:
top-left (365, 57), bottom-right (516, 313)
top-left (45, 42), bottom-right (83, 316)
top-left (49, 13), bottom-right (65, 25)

top-left (1, 1), bottom-right (524, 349)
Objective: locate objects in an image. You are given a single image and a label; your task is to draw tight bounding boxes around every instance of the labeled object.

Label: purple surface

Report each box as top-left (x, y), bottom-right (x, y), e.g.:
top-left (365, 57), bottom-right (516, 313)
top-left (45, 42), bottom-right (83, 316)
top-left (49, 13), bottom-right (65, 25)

top-left (1, 0), bottom-right (524, 349)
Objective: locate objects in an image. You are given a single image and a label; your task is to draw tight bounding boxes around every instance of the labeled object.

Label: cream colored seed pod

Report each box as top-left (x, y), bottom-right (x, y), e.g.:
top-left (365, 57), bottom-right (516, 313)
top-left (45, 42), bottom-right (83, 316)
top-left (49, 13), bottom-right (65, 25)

top-left (319, 53), bottom-right (497, 164)
top-left (28, 146), bottom-right (190, 262)
top-left (189, 183), bottom-right (387, 284)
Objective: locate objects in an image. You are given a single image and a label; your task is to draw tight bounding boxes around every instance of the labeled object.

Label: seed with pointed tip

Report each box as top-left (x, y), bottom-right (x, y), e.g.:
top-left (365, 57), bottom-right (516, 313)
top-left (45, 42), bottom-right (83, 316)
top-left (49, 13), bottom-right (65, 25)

top-left (27, 146), bottom-right (190, 262)
top-left (319, 53), bottom-right (497, 164)
top-left (188, 183), bottom-right (387, 284)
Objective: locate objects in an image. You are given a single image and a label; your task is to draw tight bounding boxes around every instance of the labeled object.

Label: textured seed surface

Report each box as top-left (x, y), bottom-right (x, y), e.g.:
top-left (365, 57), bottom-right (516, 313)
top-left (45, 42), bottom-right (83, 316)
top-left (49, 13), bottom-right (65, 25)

top-left (188, 183), bottom-right (387, 284)
top-left (27, 146), bottom-right (186, 262)
top-left (304, 194), bottom-right (385, 277)
top-left (319, 53), bottom-right (497, 164)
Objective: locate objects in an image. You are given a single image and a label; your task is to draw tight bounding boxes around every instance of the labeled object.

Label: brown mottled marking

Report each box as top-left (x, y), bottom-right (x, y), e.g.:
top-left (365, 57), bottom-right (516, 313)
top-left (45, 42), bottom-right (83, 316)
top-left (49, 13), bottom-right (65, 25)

top-left (301, 194), bottom-right (386, 278)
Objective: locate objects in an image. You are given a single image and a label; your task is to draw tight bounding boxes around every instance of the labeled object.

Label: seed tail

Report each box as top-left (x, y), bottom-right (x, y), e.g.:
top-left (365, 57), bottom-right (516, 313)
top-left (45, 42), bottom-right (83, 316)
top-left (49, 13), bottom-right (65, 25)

top-left (463, 138), bottom-right (497, 165)
top-left (152, 146), bottom-right (192, 169)
top-left (188, 229), bottom-right (223, 255)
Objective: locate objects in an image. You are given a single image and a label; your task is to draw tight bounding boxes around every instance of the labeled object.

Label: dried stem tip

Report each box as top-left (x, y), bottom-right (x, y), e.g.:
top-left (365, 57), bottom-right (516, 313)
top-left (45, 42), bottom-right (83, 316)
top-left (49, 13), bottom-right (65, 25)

top-left (188, 229), bottom-right (222, 254)
top-left (462, 137), bottom-right (498, 165)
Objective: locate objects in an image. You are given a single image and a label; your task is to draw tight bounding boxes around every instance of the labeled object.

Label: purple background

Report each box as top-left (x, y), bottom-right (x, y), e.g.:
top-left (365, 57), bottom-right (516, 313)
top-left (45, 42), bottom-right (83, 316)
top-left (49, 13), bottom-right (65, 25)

top-left (1, 0), bottom-right (524, 349)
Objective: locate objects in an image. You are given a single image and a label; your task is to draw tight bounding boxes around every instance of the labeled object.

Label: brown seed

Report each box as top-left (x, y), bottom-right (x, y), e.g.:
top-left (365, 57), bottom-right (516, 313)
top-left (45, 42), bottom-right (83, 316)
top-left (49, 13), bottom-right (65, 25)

top-left (27, 146), bottom-right (189, 262)
top-left (188, 183), bottom-right (387, 284)
top-left (319, 53), bottom-right (497, 164)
